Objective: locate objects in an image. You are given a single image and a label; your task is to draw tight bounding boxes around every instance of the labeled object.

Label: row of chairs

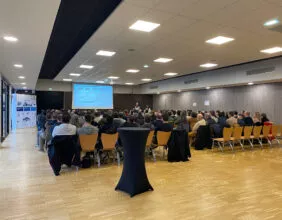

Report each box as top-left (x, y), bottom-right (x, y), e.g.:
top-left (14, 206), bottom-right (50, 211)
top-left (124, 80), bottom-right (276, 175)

top-left (79, 131), bottom-right (172, 167)
top-left (212, 125), bottom-right (281, 152)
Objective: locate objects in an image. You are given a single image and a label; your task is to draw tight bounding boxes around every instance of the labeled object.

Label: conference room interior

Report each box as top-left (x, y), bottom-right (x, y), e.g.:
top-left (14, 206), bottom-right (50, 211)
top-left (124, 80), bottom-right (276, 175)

top-left (1, 0), bottom-right (282, 219)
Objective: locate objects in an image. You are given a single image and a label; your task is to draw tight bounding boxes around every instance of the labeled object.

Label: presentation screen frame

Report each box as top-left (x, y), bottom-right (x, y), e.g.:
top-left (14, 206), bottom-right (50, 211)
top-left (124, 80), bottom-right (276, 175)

top-left (72, 83), bottom-right (113, 109)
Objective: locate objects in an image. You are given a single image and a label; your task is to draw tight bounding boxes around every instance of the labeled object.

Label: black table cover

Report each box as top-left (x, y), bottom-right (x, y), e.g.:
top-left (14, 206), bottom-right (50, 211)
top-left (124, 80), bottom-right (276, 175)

top-left (115, 127), bottom-right (153, 197)
top-left (167, 129), bottom-right (191, 162)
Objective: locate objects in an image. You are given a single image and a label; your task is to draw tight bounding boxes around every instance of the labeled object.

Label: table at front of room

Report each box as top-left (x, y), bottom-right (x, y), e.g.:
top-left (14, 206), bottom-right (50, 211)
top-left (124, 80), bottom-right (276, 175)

top-left (115, 127), bottom-right (153, 197)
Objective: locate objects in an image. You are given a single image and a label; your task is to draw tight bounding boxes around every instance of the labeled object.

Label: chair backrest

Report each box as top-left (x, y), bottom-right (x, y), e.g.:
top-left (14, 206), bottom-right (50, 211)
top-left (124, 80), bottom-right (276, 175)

top-left (101, 133), bottom-right (118, 150)
top-left (146, 130), bottom-right (154, 147)
top-left (232, 126), bottom-right (243, 140)
top-left (243, 126), bottom-right (252, 138)
top-left (223, 127), bottom-right (233, 141)
top-left (79, 134), bottom-right (98, 152)
top-left (157, 131), bottom-right (171, 146)
top-left (271, 125), bottom-right (278, 137)
top-left (253, 126), bottom-right (262, 138)
top-left (262, 125), bottom-right (271, 137)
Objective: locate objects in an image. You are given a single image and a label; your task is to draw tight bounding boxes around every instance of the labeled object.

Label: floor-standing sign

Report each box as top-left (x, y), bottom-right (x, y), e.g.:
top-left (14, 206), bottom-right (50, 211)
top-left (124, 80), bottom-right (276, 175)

top-left (15, 94), bottom-right (37, 129)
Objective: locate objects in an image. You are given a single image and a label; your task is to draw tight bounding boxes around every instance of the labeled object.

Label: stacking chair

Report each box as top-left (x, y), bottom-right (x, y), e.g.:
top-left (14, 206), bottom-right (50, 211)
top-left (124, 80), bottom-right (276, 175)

top-left (241, 126), bottom-right (253, 149)
top-left (231, 126), bottom-right (244, 150)
top-left (79, 134), bottom-right (98, 167)
top-left (268, 125), bottom-right (280, 145)
top-left (146, 130), bottom-right (156, 161)
top-left (100, 133), bottom-right (120, 167)
top-left (156, 131), bottom-right (172, 159)
top-left (259, 125), bottom-right (271, 146)
top-left (212, 127), bottom-right (233, 152)
top-left (250, 126), bottom-right (263, 147)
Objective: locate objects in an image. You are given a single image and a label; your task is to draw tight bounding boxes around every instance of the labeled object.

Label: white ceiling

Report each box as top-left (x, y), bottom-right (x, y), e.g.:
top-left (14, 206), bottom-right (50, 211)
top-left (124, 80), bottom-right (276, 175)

top-left (0, 0), bottom-right (60, 89)
top-left (55, 0), bottom-right (282, 86)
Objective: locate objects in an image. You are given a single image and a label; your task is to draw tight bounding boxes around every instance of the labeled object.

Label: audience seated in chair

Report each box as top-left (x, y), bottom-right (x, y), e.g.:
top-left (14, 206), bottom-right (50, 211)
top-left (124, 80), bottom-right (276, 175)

top-left (244, 111), bottom-right (254, 126)
top-left (226, 112), bottom-right (237, 127)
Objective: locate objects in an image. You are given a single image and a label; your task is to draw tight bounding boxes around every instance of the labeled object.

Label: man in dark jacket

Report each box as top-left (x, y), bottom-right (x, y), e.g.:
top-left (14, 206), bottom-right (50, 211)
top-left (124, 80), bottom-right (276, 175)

top-left (244, 111), bottom-right (253, 126)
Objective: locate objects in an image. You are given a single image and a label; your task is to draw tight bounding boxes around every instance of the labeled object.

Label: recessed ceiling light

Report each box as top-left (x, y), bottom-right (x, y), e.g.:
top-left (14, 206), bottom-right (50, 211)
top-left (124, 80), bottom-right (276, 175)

top-left (108, 76), bottom-right (119, 79)
top-left (248, 82), bottom-right (254, 85)
top-left (63, 79), bottom-right (72, 82)
top-left (14, 64), bottom-right (23, 68)
top-left (260, 47), bottom-right (282, 54)
top-left (79, 65), bottom-right (94, 69)
top-left (21, 82), bottom-right (26, 85)
top-left (206, 87), bottom-right (211, 90)
top-left (264, 19), bottom-right (279, 27)
top-left (141, 78), bottom-right (152, 82)
top-left (126, 69), bottom-right (140, 73)
top-left (69, 73), bottom-right (81, 76)
top-left (48, 88), bottom-right (53, 91)
top-left (206, 36), bottom-right (234, 45)
top-left (129, 20), bottom-right (160, 32)
top-left (96, 81), bottom-right (105, 84)
top-left (3, 36), bottom-right (18, 42)
top-left (177, 90), bottom-right (181, 92)
top-left (164, 72), bottom-right (178, 76)
top-left (18, 76), bottom-right (25, 79)
top-left (22, 87), bottom-right (27, 89)
top-left (144, 65), bottom-right (149, 68)
top-left (154, 57), bottom-right (173, 63)
top-left (200, 63), bottom-right (218, 68)
top-left (96, 50), bottom-right (116, 57)
top-left (125, 82), bottom-right (134, 85)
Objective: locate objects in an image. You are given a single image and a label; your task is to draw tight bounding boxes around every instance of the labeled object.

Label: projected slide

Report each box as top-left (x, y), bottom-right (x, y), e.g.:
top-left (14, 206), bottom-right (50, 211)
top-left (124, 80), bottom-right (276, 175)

top-left (72, 83), bottom-right (113, 109)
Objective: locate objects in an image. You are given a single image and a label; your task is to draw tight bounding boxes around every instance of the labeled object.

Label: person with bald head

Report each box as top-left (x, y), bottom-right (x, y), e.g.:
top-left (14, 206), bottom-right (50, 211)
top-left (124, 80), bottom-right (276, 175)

top-left (192, 113), bottom-right (207, 134)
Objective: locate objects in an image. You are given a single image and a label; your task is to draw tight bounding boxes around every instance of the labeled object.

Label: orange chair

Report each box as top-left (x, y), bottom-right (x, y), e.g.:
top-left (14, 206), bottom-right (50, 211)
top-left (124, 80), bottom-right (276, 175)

top-left (241, 126), bottom-right (253, 149)
top-left (259, 125), bottom-right (271, 146)
top-left (100, 133), bottom-right (119, 167)
top-left (231, 126), bottom-right (244, 150)
top-left (212, 127), bottom-right (233, 152)
top-left (146, 130), bottom-right (156, 161)
top-left (156, 131), bottom-right (171, 159)
top-left (250, 126), bottom-right (263, 147)
top-left (268, 125), bottom-right (280, 145)
top-left (79, 134), bottom-right (99, 167)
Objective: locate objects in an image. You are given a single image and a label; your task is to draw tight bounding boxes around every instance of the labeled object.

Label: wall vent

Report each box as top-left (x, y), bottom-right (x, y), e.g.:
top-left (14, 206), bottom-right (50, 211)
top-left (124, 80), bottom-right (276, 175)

top-left (150, 86), bottom-right (158, 89)
top-left (184, 79), bottom-right (198, 84)
top-left (246, 67), bottom-right (275, 75)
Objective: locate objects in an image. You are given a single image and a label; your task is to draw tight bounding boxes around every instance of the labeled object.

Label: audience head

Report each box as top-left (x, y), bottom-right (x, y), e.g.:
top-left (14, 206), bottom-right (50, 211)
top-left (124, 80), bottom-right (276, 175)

top-left (197, 114), bottom-right (203, 121)
top-left (52, 112), bottom-right (58, 120)
top-left (163, 113), bottom-right (169, 122)
top-left (46, 112), bottom-right (52, 120)
top-left (156, 112), bottom-right (162, 120)
top-left (244, 111), bottom-right (251, 117)
top-left (228, 112), bottom-right (234, 118)
top-left (261, 113), bottom-right (269, 122)
top-left (238, 114), bottom-right (244, 119)
top-left (128, 115), bottom-right (137, 124)
top-left (62, 113), bottom-right (71, 123)
top-left (205, 113), bottom-right (212, 120)
top-left (144, 114), bottom-right (151, 124)
top-left (113, 111), bottom-right (119, 118)
top-left (210, 110), bottom-right (216, 117)
top-left (177, 110), bottom-right (181, 116)
top-left (191, 112), bottom-right (197, 118)
top-left (84, 114), bottom-right (92, 123)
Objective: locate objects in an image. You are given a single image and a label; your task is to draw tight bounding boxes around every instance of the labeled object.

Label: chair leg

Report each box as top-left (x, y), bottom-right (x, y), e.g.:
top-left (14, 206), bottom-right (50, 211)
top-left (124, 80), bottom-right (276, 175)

top-left (229, 141), bottom-right (234, 152)
top-left (267, 137), bottom-right (272, 146)
top-left (117, 151), bottom-right (120, 166)
top-left (258, 138), bottom-right (263, 148)
top-left (239, 140), bottom-right (244, 151)
top-left (96, 151), bottom-right (101, 168)
top-left (152, 149), bottom-right (156, 162)
top-left (217, 142), bottom-right (223, 152)
top-left (249, 139), bottom-right (254, 149)
top-left (212, 140), bottom-right (215, 152)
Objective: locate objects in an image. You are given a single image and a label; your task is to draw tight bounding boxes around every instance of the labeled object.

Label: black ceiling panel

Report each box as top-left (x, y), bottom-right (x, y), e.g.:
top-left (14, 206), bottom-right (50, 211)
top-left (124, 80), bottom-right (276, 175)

top-left (39, 0), bottom-right (122, 79)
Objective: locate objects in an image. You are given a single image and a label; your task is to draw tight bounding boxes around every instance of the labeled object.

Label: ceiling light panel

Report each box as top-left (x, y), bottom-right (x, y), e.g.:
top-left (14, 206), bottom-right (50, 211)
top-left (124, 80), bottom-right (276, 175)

top-left (164, 72), bottom-right (178, 76)
top-left (260, 47), bottom-right (282, 54)
top-left (63, 79), bottom-right (72, 82)
top-left (69, 73), bottom-right (81, 76)
top-left (79, 65), bottom-right (94, 69)
top-left (14, 64), bottom-right (23, 68)
top-left (96, 50), bottom-right (116, 57)
top-left (126, 69), bottom-right (140, 73)
top-left (96, 81), bottom-right (105, 84)
top-left (108, 76), bottom-right (119, 79)
top-left (125, 82), bottom-right (134, 85)
top-left (141, 78), bottom-right (152, 82)
top-left (129, 20), bottom-right (160, 32)
top-left (3, 36), bottom-right (18, 42)
top-left (264, 19), bottom-right (279, 27)
top-left (200, 63), bottom-right (218, 68)
top-left (18, 76), bottom-right (25, 79)
top-left (206, 36), bottom-right (234, 45)
top-left (154, 57), bottom-right (173, 63)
